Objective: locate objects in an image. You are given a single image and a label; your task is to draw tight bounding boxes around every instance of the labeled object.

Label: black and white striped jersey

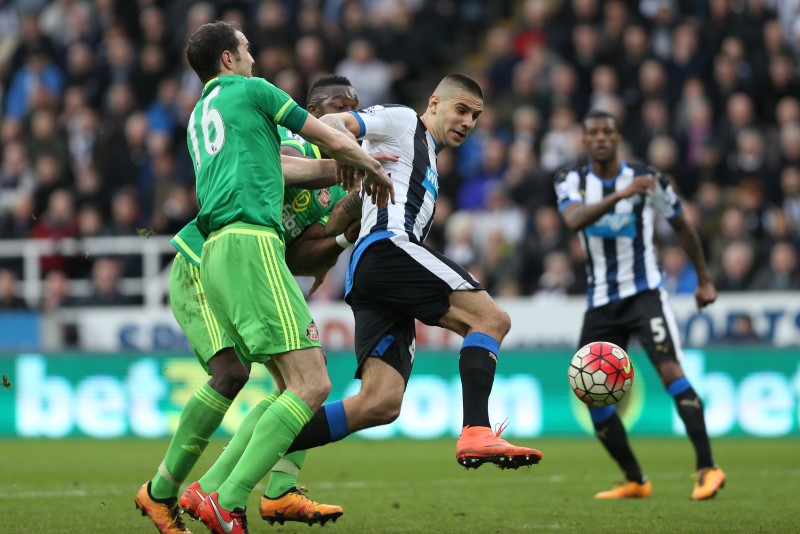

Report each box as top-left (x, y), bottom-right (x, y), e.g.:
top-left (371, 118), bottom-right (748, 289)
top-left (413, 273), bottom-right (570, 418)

top-left (555, 161), bottom-right (682, 309)
top-left (345, 105), bottom-right (440, 294)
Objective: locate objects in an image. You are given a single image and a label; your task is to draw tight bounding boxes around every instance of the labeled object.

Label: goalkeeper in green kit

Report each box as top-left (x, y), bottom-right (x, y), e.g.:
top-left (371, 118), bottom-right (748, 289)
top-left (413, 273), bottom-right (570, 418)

top-left (134, 20), bottom-right (392, 534)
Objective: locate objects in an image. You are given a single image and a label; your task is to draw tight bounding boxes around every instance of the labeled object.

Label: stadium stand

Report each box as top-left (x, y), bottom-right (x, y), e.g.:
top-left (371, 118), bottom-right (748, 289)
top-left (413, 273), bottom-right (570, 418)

top-left (1, 0), bottom-right (799, 313)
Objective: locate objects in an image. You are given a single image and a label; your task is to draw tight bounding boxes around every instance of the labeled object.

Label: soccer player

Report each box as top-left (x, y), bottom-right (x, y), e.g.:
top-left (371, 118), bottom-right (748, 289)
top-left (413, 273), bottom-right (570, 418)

top-left (173, 21), bottom-right (391, 534)
top-left (275, 74), bottom-right (544, 470)
top-left (554, 110), bottom-right (726, 500)
top-left (135, 78), bottom-right (370, 533)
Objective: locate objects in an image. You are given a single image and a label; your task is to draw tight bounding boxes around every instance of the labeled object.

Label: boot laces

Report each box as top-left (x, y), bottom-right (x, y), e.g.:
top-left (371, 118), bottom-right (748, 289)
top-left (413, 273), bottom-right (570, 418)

top-left (168, 502), bottom-right (188, 531)
top-left (493, 418), bottom-right (510, 437)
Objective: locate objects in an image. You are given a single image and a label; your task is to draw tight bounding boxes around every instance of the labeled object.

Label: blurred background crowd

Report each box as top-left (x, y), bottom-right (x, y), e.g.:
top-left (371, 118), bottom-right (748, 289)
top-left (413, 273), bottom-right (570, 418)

top-left (1, 0), bottom-right (800, 311)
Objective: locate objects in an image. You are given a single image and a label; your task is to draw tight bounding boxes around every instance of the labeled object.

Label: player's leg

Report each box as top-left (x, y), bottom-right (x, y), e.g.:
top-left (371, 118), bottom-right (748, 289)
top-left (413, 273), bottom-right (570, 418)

top-left (260, 361), bottom-right (343, 526)
top-left (577, 299), bottom-right (649, 499)
top-left (194, 226), bottom-right (330, 530)
top-left (436, 289), bottom-right (541, 468)
top-left (137, 255), bottom-right (245, 533)
top-left (283, 311), bottom-right (411, 453)
top-left (210, 347), bottom-right (329, 510)
top-left (635, 288), bottom-right (724, 500)
top-left (361, 237), bottom-right (539, 469)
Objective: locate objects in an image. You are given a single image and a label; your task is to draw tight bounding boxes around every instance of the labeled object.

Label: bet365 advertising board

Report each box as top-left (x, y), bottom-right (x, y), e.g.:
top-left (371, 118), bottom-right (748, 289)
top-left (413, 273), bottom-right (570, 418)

top-left (1, 348), bottom-right (799, 438)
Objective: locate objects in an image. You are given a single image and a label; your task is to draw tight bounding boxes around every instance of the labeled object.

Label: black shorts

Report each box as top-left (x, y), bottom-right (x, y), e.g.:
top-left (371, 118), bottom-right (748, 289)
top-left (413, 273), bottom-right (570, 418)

top-left (578, 288), bottom-right (683, 365)
top-left (347, 235), bottom-right (483, 384)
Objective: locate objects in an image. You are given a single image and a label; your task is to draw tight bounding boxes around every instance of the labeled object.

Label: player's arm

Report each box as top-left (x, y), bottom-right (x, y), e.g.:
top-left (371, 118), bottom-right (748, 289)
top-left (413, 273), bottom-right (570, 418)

top-left (668, 209), bottom-right (717, 309)
top-left (560, 175), bottom-right (656, 231)
top-left (279, 144), bottom-right (337, 190)
top-left (322, 189), bottom-right (362, 237)
top-left (285, 219), bottom-right (360, 295)
top-left (279, 154), bottom-right (336, 188)
top-left (296, 113), bottom-right (394, 206)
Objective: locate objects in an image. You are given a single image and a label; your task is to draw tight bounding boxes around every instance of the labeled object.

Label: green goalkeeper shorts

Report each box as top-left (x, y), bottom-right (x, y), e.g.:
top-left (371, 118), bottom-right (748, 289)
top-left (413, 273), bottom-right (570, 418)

top-left (169, 253), bottom-right (234, 374)
top-left (201, 222), bottom-right (321, 364)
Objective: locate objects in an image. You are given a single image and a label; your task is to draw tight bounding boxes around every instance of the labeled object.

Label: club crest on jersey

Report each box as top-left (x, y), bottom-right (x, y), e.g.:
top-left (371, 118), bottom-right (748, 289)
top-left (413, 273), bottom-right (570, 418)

top-left (317, 188), bottom-right (331, 208)
top-left (306, 322), bottom-right (320, 341)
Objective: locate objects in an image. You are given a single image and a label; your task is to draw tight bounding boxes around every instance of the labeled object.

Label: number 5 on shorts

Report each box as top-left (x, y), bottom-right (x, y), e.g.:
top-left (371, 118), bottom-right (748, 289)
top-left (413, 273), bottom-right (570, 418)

top-left (650, 317), bottom-right (666, 343)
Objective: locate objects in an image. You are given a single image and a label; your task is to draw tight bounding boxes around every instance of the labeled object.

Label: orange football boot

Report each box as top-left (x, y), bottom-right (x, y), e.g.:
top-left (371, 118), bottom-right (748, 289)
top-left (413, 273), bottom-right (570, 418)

top-left (594, 479), bottom-right (652, 499)
top-left (692, 466), bottom-right (726, 500)
top-left (135, 482), bottom-right (191, 533)
top-left (456, 421), bottom-right (543, 469)
top-left (260, 488), bottom-right (343, 526)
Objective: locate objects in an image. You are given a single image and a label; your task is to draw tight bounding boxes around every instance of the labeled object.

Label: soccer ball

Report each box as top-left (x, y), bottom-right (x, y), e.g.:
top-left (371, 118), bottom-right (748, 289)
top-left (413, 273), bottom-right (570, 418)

top-left (568, 341), bottom-right (634, 407)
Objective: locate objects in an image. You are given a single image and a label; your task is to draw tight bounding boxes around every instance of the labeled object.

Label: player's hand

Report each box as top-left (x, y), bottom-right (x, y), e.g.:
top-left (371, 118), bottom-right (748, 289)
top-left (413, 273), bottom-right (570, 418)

top-left (621, 175), bottom-right (657, 199)
top-left (335, 162), bottom-right (361, 191)
top-left (695, 280), bottom-right (717, 309)
top-left (335, 153), bottom-right (398, 192)
top-left (370, 152), bottom-right (399, 164)
top-left (363, 165), bottom-right (395, 208)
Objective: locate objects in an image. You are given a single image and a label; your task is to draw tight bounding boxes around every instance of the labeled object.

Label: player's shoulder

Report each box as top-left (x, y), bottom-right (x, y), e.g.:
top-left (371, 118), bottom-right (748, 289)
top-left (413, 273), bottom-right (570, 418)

top-left (242, 76), bottom-right (288, 99)
top-left (357, 104), bottom-right (415, 118)
top-left (554, 164), bottom-right (589, 185)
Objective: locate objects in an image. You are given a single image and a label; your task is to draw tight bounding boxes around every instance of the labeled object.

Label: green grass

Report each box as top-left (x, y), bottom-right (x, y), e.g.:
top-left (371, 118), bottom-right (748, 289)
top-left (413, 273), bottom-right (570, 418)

top-left (1, 437), bottom-right (798, 533)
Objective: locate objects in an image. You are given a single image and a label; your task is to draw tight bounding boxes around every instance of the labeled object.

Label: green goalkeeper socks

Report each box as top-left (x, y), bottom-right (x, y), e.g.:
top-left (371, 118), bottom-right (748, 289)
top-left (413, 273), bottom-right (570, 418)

top-left (217, 391), bottom-right (313, 510)
top-left (150, 383), bottom-right (232, 500)
top-left (198, 394), bottom-right (276, 493)
top-left (266, 450), bottom-right (307, 498)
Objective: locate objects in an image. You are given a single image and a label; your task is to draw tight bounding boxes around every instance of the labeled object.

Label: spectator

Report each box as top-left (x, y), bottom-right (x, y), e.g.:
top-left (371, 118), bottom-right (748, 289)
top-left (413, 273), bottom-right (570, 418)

top-left (0, 193), bottom-right (36, 239)
top-left (749, 241), bottom-right (800, 290)
top-left (40, 269), bottom-right (75, 312)
top-left (29, 187), bottom-right (78, 275)
top-left (661, 244), bottom-right (698, 295)
top-left (536, 250), bottom-right (577, 296)
top-left (335, 38), bottom-right (391, 107)
top-left (4, 42), bottom-right (63, 120)
top-left (780, 166), bottom-right (800, 231)
top-left (78, 257), bottom-right (136, 306)
top-left (0, 268), bottom-right (27, 309)
top-left (0, 141), bottom-right (36, 216)
top-left (718, 313), bottom-right (763, 345)
top-left (715, 240), bottom-right (756, 292)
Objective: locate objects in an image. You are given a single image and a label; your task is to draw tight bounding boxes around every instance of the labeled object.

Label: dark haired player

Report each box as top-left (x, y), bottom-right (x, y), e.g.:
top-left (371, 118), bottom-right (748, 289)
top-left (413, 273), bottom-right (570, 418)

top-left (555, 110), bottom-right (725, 500)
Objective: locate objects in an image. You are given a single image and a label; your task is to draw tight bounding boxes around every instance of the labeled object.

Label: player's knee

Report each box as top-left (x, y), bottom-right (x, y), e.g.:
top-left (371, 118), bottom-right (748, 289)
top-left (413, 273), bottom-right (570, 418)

top-left (495, 308), bottom-right (511, 338)
top-left (305, 374), bottom-right (332, 410)
top-left (360, 391), bottom-right (402, 426)
top-left (209, 366), bottom-right (249, 398)
top-left (656, 361), bottom-right (683, 386)
top-left (478, 307), bottom-right (511, 340)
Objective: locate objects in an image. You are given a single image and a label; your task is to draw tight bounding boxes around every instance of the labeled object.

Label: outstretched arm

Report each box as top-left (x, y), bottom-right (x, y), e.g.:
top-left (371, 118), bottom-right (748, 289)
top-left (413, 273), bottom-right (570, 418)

top-left (280, 154), bottom-right (336, 188)
top-left (668, 210), bottom-right (717, 309)
top-left (297, 113), bottom-right (394, 206)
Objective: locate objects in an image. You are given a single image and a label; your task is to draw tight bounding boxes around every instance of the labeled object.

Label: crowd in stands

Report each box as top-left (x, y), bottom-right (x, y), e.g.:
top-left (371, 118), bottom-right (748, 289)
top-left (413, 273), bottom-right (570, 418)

top-left (1, 0), bottom-right (800, 312)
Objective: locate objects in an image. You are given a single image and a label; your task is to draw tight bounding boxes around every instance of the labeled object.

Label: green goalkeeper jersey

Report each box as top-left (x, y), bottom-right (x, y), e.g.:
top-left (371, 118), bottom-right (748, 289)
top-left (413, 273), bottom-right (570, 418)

top-left (187, 75), bottom-right (309, 237)
top-left (278, 125), bottom-right (347, 245)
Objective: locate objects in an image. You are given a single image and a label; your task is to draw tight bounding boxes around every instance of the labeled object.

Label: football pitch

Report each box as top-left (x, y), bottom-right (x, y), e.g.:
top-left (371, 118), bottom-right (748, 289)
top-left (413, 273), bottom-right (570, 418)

top-left (2, 437), bottom-right (797, 533)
